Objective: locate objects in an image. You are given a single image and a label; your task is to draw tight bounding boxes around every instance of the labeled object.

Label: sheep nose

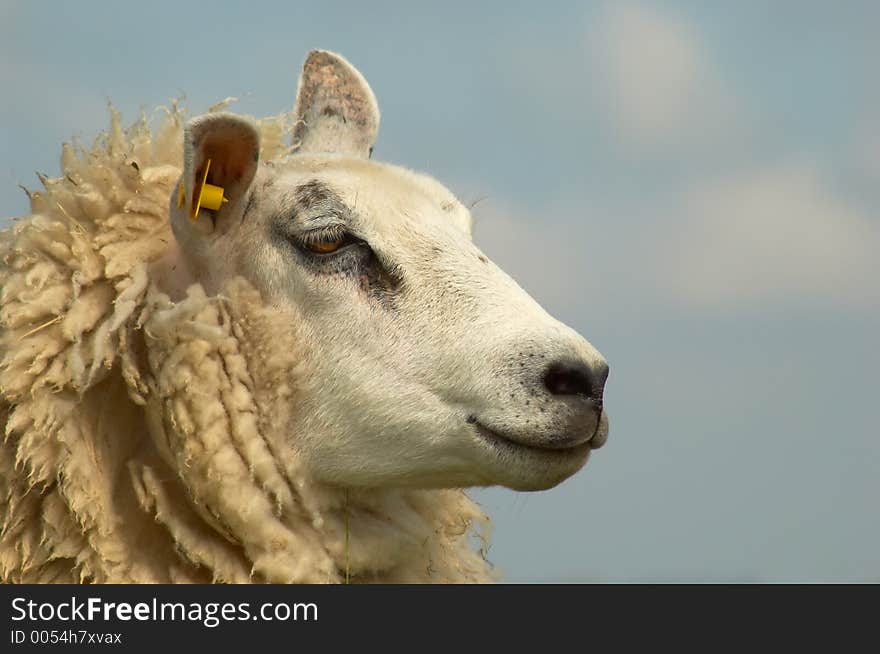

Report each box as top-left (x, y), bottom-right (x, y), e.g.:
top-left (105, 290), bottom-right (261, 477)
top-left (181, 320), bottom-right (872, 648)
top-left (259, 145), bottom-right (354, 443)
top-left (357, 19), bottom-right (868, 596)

top-left (543, 359), bottom-right (608, 406)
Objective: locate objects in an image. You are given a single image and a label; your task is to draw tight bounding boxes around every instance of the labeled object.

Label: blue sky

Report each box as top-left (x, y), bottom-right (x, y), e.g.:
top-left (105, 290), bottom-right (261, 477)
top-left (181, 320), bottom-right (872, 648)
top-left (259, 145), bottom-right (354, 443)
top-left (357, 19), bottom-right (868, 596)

top-left (1, 1), bottom-right (878, 581)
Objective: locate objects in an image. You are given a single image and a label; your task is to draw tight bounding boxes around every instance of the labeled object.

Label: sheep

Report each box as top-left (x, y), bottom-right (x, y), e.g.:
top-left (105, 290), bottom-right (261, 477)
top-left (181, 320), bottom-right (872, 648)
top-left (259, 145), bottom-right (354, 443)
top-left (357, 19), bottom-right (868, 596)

top-left (0, 51), bottom-right (609, 583)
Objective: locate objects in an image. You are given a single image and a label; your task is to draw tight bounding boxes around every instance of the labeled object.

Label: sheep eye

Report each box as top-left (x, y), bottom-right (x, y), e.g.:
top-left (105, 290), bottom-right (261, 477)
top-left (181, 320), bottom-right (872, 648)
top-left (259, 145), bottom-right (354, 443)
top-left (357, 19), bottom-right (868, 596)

top-left (300, 227), bottom-right (349, 254)
top-left (305, 236), bottom-right (345, 254)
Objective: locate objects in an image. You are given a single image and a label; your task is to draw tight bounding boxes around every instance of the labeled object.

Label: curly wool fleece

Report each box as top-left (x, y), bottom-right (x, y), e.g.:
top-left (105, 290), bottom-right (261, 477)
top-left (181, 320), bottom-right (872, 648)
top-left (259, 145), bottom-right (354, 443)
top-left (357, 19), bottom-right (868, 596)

top-left (0, 105), bottom-right (494, 583)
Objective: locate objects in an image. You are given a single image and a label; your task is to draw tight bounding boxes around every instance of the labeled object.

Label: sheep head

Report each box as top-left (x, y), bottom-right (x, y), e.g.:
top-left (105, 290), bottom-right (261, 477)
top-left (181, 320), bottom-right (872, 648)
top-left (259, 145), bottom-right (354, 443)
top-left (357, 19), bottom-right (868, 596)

top-left (164, 51), bottom-right (609, 492)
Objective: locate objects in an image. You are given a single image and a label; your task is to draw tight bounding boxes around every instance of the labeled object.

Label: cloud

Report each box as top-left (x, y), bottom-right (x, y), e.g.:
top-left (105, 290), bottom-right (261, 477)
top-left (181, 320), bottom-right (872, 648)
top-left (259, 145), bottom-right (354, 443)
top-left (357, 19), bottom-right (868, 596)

top-left (460, 157), bottom-right (880, 319)
top-left (658, 162), bottom-right (880, 308)
top-left (588, 2), bottom-right (744, 152)
top-left (466, 188), bottom-right (665, 330)
top-left (470, 197), bottom-right (605, 312)
top-left (854, 114), bottom-right (880, 183)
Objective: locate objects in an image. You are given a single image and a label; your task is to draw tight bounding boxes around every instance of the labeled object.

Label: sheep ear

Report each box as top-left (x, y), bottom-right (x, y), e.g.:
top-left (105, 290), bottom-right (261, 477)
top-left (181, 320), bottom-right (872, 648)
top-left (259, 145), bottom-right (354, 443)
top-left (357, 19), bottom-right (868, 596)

top-left (175, 113), bottom-right (260, 232)
top-left (291, 50), bottom-right (380, 158)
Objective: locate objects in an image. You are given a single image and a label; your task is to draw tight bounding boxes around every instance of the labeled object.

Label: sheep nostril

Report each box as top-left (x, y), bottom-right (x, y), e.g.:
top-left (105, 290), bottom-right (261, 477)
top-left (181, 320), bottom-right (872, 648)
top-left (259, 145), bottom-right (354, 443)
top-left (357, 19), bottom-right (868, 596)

top-left (543, 359), bottom-right (607, 404)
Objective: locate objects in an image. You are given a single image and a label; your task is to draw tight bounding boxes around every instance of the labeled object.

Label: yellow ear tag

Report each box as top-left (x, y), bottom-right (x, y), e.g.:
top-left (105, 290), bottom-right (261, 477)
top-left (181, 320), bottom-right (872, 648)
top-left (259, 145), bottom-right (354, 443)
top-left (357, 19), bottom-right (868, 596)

top-left (181, 159), bottom-right (228, 220)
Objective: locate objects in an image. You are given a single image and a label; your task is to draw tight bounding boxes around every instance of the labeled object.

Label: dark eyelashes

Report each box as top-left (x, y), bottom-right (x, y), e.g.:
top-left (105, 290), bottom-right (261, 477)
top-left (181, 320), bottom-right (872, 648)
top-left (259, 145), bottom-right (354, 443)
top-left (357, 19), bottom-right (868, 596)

top-left (299, 224), bottom-right (348, 247)
top-left (288, 223), bottom-right (370, 258)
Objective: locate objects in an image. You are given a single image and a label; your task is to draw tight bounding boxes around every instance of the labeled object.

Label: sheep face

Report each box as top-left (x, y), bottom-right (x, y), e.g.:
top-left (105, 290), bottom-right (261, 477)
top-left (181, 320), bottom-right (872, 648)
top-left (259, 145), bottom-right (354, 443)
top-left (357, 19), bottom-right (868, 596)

top-left (166, 52), bottom-right (609, 492)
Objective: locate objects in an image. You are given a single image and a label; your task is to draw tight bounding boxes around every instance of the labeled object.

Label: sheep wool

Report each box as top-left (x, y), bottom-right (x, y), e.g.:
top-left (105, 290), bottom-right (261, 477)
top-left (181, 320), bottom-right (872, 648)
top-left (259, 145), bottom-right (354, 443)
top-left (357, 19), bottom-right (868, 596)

top-left (0, 104), bottom-right (495, 583)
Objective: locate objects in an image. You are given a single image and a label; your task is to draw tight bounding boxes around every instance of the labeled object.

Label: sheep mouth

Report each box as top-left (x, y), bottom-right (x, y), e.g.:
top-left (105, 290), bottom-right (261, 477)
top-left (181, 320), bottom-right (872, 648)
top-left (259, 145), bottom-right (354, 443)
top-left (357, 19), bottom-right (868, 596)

top-left (467, 417), bottom-right (595, 458)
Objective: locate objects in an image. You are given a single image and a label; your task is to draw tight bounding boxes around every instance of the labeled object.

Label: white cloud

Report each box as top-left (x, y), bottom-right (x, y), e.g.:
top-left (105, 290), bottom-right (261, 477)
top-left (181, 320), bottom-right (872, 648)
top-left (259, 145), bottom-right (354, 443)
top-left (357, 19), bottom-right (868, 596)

top-left (470, 197), bottom-right (605, 311)
top-left (589, 2), bottom-right (743, 152)
top-left (855, 115), bottom-right (880, 183)
top-left (659, 163), bottom-right (880, 308)
top-left (458, 160), bottom-right (880, 318)
top-left (465, 189), bottom-right (664, 328)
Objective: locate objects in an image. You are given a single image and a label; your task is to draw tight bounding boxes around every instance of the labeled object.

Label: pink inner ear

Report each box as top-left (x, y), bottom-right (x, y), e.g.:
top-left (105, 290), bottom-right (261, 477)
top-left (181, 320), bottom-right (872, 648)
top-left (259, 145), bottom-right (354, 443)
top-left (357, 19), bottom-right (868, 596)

top-left (202, 139), bottom-right (253, 188)
top-left (182, 114), bottom-right (260, 221)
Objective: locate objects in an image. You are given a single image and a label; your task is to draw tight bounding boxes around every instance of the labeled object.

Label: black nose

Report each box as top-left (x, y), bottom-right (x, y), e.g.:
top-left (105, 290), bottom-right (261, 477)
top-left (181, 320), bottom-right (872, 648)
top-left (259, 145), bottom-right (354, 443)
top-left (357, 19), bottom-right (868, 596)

top-left (543, 360), bottom-right (608, 404)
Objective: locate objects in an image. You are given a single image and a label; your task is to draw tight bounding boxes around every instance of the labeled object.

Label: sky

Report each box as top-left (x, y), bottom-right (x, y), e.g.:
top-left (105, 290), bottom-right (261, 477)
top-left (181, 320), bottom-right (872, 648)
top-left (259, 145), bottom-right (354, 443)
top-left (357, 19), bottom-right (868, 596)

top-left (1, 1), bottom-right (878, 581)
